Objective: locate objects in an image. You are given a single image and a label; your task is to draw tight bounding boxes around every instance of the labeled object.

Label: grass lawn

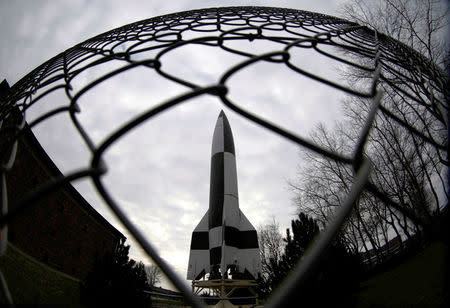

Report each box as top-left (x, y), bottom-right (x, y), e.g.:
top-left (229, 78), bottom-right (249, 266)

top-left (355, 241), bottom-right (448, 307)
top-left (0, 243), bottom-right (81, 305)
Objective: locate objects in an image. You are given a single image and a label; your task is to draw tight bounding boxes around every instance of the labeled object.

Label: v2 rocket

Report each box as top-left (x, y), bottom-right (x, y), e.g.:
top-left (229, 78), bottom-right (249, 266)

top-left (187, 111), bottom-right (261, 281)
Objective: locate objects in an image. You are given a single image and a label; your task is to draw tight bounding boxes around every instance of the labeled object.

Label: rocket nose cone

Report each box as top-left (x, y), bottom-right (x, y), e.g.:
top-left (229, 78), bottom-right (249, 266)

top-left (212, 110), bottom-right (235, 155)
top-left (217, 111), bottom-right (230, 130)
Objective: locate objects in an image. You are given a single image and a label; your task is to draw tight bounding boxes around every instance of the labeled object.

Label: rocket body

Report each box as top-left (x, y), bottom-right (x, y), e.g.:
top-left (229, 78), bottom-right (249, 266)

top-left (187, 111), bottom-right (260, 280)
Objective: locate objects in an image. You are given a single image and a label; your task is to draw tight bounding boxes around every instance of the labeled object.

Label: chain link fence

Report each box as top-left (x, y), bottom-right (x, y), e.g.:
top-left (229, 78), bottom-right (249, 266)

top-left (0, 6), bottom-right (447, 307)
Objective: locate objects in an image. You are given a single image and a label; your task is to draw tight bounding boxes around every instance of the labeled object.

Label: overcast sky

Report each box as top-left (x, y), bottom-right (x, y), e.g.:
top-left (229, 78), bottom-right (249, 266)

top-left (1, 0), bottom-right (349, 289)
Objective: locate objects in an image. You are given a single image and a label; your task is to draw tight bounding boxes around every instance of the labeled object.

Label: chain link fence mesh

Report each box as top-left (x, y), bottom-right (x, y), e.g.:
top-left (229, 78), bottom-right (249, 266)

top-left (0, 6), bottom-right (447, 307)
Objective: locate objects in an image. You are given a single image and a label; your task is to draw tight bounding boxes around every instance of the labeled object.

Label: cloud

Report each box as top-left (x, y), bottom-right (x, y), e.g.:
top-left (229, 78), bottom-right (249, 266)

top-left (1, 0), bottom-right (343, 290)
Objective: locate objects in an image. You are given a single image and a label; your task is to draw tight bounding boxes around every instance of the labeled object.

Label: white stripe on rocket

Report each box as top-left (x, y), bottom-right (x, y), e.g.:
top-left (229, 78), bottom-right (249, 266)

top-left (209, 226), bottom-right (222, 249)
top-left (223, 152), bottom-right (238, 197)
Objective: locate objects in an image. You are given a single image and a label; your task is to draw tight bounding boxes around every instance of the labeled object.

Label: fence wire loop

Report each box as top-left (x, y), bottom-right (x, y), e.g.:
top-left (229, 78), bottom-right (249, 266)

top-left (0, 6), bottom-right (447, 307)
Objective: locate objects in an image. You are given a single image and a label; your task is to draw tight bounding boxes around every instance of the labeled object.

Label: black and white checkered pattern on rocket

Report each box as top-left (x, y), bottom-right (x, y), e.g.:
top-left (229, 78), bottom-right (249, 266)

top-left (187, 111), bottom-right (260, 281)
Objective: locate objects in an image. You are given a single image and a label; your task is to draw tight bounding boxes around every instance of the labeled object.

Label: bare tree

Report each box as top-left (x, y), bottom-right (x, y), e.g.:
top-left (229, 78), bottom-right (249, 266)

top-left (257, 218), bottom-right (284, 293)
top-left (290, 0), bottom-right (448, 262)
top-left (144, 264), bottom-right (162, 287)
top-left (339, 0), bottom-right (449, 69)
top-left (289, 124), bottom-right (389, 259)
top-left (338, 1), bottom-right (448, 233)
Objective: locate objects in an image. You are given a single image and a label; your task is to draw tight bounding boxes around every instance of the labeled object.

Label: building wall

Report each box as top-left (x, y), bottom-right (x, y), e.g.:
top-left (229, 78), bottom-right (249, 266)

top-left (1, 118), bottom-right (124, 280)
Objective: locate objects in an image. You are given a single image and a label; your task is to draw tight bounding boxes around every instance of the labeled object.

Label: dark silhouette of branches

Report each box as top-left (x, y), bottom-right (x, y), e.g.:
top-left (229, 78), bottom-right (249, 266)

top-left (340, 0), bottom-right (449, 69)
top-left (265, 212), bottom-right (360, 306)
top-left (145, 264), bottom-right (162, 287)
top-left (81, 238), bottom-right (151, 307)
top-left (257, 219), bottom-right (284, 297)
top-left (289, 0), bottom-right (448, 267)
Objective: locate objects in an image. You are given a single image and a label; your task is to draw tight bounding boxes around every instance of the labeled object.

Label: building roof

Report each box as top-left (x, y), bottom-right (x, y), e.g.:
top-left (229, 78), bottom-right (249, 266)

top-left (17, 123), bottom-right (125, 240)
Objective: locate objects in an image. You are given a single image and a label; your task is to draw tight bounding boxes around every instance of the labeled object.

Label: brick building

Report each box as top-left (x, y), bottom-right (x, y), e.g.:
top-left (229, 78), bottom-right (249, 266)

top-left (1, 114), bottom-right (124, 280)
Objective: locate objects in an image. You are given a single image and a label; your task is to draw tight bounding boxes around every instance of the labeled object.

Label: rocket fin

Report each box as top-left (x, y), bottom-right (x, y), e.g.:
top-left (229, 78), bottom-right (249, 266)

top-left (219, 210), bottom-right (261, 279)
top-left (187, 211), bottom-right (210, 280)
top-left (237, 209), bottom-right (260, 279)
top-left (239, 209), bottom-right (257, 232)
top-left (193, 210), bottom-right (209, 232)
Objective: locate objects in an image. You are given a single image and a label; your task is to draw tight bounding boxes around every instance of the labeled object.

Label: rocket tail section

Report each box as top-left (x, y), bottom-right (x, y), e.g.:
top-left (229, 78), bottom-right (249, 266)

top-left (221, 210), bottom-right (261, 279)
top-left (188, 209), bottom-right (261, 280)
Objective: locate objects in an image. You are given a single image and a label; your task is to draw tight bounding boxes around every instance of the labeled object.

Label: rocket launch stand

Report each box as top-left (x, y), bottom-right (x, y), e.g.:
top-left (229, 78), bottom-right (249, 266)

top-left (192, 278), bottom-right (259, 306)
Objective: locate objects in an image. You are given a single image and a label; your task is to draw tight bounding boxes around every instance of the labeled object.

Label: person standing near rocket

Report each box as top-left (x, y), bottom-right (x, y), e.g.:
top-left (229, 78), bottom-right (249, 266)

top-left (187, 111), bottom-right (261, 281)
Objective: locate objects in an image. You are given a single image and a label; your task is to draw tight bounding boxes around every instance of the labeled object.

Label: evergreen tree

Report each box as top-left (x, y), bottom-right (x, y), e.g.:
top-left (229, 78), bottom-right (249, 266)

top-left (266, 212), bottom-right (360, 306)
top-left (81, 238), bottom-right (151, 307)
